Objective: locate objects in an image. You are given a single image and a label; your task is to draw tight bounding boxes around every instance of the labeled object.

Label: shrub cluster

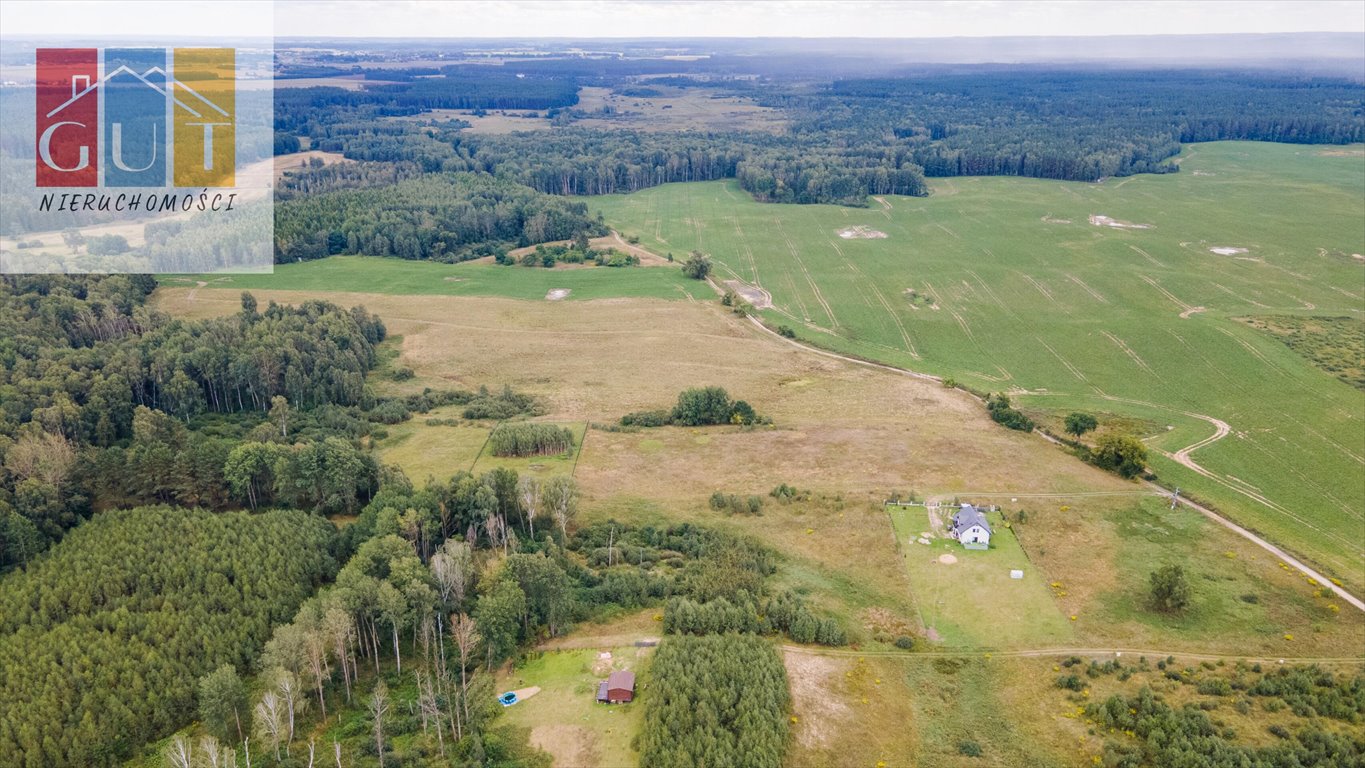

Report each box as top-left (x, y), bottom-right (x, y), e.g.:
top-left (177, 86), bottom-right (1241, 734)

top-left (709, 491), bottom-right (764, 515)
top-left (986, 393), bottom-right (1034, 432)
top-left (619, 386), bottom-right (766, 428)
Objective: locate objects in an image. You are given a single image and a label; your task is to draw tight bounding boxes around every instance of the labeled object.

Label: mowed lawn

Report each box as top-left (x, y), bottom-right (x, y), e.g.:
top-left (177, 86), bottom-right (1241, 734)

top-left (495, 647), bottom-right (649, 768)
top-left (165, 255), bottom-right (707, 301)
top-left (890, 506), bottom-right (1073, 648)
top-left (594, 142), bottom-right (1365, 594)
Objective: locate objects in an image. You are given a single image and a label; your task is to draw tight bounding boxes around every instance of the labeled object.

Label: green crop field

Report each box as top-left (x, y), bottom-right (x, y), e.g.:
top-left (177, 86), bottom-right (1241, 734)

top-left (165, 256), bottom-right (707, 302)
top-left (595, 142), bottom-right (1365, 594)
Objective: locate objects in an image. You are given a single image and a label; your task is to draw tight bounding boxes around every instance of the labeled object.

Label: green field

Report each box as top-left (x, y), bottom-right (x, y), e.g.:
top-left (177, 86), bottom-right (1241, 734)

top-left (890, 506), bottom-right (1074, 647)
top-left (166, 256), bottom-right (707, 301)
top-left (374, 406), bottom-right (491, 482)
top-left (595, 142), bottom-right (1365, 594)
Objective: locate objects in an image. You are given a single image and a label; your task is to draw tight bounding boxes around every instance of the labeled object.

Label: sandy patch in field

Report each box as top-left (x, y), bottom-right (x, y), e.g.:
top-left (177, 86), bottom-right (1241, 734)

top-left (784, 650), bottom-right (851, 749)
top-left (546, 289), bottom-right (571, 301)
top-left (937, 553), bottom-right (958, 565)
top-left (1192, 170), bottom-right (1216, 176)
top-left (530, 725), bottom-right (599, 768)
top-left (1209, 246), bottom-right (1248, 256)
top-left (1041, 215), bottom-right (1071, 224)
top-left (1089, 214), bottom-right (1152, 230)
top-left (1179, 306), bottom-right (1208, 319)
top-left (509, 686), bottom-right (542, 702)
top-left (837, 225), bottom-right (888, 239)
top-left (723, 279), bottom-right (772, 309)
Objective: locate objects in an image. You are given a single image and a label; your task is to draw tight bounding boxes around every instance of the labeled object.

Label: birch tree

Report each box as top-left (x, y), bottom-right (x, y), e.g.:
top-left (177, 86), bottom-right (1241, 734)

top-left (368, 681), bottom-right (390, 768)
top-left (542, 476), bottom-right (578, 541)
top-left (253, 691), bottom-right (285, 761)
top-left (517, 476), bottom-right (541, 539)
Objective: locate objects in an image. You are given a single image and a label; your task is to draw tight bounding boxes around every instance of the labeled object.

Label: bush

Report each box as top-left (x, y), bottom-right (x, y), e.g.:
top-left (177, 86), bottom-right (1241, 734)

top-left (1089, 432), bottom-right (1149, 478)
top-left (894, 635), bottom-right (915, 650)
top-left (462, 385), bottom-right (538, 420)
top-left (777, 325), bottom-right (796, 338)
top-left (1064, 412), bottom-right (1098, 437)
top-left (1149, 564), bottom-right (1192, 613)
top-left (672, 386), bottom-right (735, 426)
top-left (957, 740), bottom-right (983, 758)
top-left (985, 393), bottom-right (1034, 432)
top-left (621, 409), bottom-right (671, 427)
top-left (681, 252), bottom-right (712, 280)
top-left (390, 366), bottom-right (415, 381)
top-left (368, 399), bottom-right (411, 424)
top-left (488, 423), bottom-right (575, 457)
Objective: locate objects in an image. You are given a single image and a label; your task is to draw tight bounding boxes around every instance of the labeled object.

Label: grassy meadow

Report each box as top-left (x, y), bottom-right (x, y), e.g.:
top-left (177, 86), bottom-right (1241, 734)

top-left (593, 142), bottom-right (1365, 593)
top-left (165, 255), bottom-right (707, 302)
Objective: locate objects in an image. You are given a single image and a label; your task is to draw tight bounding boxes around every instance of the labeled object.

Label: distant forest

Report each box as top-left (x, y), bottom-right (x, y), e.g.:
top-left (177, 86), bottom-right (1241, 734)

top-left (269, 65), bottom-right (1362, 261)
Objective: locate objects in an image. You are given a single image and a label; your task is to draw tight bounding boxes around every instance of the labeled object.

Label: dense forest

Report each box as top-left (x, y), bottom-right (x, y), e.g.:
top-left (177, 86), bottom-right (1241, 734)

top-left (639, 634), bottom-right (790, 768)
top-left (274, 173), bottom-right (606, 263)
top-left (0, 506), bottom-right (338, 767)
top-left (0, 276), bottom-right (389, 564)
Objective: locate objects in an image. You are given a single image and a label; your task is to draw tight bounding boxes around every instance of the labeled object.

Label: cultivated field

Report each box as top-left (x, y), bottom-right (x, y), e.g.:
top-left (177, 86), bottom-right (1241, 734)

top-left (593, 141), bottom-right (1365, 594)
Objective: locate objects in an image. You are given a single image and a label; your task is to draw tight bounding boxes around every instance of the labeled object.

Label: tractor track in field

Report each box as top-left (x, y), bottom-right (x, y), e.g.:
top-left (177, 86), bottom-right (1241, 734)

top-left (736, 311), bottom-right (1365, 613)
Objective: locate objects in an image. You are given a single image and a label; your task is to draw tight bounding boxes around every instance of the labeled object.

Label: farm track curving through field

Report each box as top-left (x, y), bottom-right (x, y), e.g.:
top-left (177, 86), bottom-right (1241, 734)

top-left (740, 314), bottom-right (1365, 613)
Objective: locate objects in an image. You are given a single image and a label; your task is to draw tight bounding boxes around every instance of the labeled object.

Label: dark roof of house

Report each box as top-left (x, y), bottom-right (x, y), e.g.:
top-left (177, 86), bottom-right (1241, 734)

top-left (607, 670), bottom-right (635, 691)
top-left (596, 681), bottom-right (608, 701)
top-left (950, 504), bottom-right (992, 537)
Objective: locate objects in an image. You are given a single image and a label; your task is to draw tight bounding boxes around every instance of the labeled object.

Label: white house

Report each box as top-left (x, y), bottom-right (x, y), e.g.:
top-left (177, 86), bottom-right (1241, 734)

top-left (950, 504), bottom-right (992, 550)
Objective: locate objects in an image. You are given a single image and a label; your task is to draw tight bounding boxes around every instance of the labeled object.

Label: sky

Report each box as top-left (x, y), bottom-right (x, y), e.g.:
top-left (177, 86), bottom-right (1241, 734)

top-left (2, 0), bottom-right (1363, 39)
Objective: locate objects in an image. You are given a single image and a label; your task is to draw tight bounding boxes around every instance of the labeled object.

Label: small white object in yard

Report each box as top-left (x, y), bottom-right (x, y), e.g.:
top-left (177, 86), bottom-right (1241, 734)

top-left (546, 288), bottom-right (571, 301)
top-left (917, 537), bottom-right (930, 545)
top-left (599, 651), bottom-right (612, 660)
top-left (1010, 569), bottom-right (1024, 580)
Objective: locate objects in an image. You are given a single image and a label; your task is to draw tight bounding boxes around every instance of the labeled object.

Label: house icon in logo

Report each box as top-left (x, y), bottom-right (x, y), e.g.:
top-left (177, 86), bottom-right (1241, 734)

top-left (36, 47), bottom-right (236, 188)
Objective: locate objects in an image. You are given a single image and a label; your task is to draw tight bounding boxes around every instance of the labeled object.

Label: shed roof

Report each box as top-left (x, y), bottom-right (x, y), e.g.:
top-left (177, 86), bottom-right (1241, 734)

top-left (950, 504), bottom-right (992, 537)
top-left (607, 670), bottom-right (635, 691)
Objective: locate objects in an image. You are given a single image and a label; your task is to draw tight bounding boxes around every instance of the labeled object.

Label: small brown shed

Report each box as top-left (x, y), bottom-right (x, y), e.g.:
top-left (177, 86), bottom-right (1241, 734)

top-left (604, 670), bottom-right (635, 704)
